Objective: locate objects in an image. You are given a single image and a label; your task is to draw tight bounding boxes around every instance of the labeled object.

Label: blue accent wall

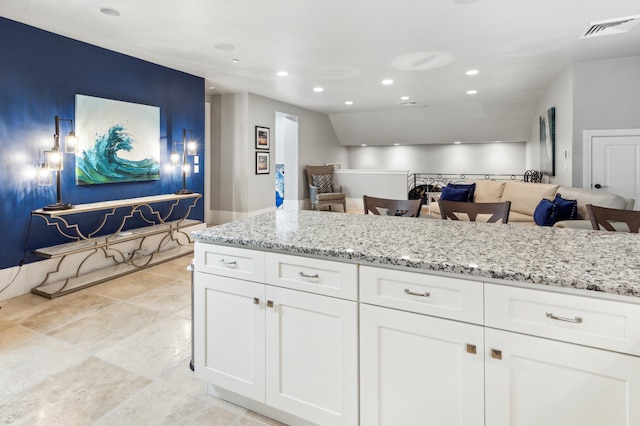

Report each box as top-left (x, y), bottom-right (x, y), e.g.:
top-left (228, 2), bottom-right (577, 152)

top-left (0, 17), bottom-right (205, 270)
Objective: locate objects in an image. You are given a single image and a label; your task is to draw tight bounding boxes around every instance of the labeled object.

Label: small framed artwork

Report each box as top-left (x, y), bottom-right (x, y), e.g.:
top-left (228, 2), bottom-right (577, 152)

top-left (256, 151), bottom-right (270, 174)
top-left (255, 126), bottom-right (270, 150)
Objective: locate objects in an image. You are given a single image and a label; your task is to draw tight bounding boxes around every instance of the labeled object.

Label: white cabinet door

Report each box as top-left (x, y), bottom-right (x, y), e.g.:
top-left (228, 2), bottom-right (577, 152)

top-left (360, 304), bottom-right (484, 426)
top-left (265, 286), bottom-right (358, 426)
top-left (485, 328), bottom-right (640, 426)
top-left (193, 272), bottom-right (266, 402)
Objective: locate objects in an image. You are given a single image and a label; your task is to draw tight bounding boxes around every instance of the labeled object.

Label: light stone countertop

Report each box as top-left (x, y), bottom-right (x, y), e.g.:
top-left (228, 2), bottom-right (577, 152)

top-left (192, 210), bottom-right (640, 298)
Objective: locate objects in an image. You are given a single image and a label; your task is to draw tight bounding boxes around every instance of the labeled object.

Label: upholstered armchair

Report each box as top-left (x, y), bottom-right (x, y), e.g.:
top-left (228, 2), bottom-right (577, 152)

top-left (305, 165), bottom-right (346, 212)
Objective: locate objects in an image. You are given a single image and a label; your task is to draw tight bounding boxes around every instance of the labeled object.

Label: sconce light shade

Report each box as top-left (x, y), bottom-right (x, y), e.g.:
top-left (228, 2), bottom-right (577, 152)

top-left (65, 131), bottom-right (79, 154)
top-left (44, 149), bottom-right (63, 171)
top-left (37, 164), bottom-right (53, 186)
top-left (187, 140), bottom-right (197, 156)
top-left (170, 149), bottom-right (180, 166)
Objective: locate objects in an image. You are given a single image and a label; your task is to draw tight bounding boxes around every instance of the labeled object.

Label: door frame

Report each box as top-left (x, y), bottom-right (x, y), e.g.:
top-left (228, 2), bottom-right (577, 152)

top-left (582, 128), bottom-right (640, 190)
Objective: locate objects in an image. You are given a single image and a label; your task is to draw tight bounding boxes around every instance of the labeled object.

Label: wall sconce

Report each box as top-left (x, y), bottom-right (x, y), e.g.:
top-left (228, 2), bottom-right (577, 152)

top-left (171, 128), bottom-right (197, 195)
top-left (39, 115), bottom-right (77, 211)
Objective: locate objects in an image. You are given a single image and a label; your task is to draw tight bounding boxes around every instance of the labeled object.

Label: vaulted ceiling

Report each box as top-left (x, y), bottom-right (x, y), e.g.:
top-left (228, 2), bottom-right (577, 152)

top-left (2, 0), bottom-right (639, 145)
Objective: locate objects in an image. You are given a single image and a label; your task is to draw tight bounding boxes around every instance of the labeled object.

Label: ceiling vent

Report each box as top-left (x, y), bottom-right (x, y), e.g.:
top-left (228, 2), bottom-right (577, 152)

top-left (580, 15), bottom-right (640, 38)
top-left (396, 100), bottom-right (418, 106)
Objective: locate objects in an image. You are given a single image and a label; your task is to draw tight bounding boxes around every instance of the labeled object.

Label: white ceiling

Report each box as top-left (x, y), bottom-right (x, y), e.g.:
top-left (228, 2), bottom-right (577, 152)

top-left (2, 0), bottom-right (640, 145)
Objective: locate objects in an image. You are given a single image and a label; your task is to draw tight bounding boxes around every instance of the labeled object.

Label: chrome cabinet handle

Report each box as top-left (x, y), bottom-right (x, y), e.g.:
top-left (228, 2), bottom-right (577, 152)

top-left (546, 312), bottom-right (583, 323)
top-left (404, 288), bottom-right (430, 297)
top-left (219, 259), bottom-right (237, 266)
top-left (466, 344), bottom-right (477, 355)
top-left (491, 349), bottom-right (502, 360)
top-left (298, 272), bottom-right (319, 279)
top-left (252, 297), bottom-right (260, 305)
top-left (266, 300), bottom-right (274, 309)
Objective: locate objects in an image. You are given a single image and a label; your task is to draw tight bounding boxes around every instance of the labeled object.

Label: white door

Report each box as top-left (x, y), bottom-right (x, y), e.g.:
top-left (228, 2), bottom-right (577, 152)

top-left (265, 286), bottom-right (358, 426)
top-left (360, 304), bottom-right (484, 426)
top-left (584, 129), bottom-right (640, 209)
top-left (485, 328), bottom-right (640, 426)
top-left (193, 273), bottom-right (266, 402)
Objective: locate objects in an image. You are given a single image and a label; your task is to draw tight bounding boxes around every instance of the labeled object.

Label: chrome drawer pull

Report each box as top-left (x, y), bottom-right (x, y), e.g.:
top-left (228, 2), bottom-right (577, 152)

top-left (404, 288), bottom-right (430, 297)
top-left (298, 272), bottom-right (319, 279)
top-left (546, 312), bottom-right (583, 323)
top-left (252, 297), bottom-right (260, 305)
top-left (219, 259), bottom-right (237, 266)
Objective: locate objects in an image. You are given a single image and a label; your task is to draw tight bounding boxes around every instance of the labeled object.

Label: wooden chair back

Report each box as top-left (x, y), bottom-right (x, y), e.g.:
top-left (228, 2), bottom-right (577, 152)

top-left (586, 204), bottom-right (640, 233)
top-left (363, 195), bottom-right (422, 217)
top-left (438, 200), bottom-right (511, 224)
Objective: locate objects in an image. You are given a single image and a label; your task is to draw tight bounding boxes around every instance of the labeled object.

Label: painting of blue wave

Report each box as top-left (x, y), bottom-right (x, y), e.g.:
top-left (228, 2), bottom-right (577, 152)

top-left (76, 125), bottom-right (160, 185)
top-left (75, 94), bottom-right (160, 185)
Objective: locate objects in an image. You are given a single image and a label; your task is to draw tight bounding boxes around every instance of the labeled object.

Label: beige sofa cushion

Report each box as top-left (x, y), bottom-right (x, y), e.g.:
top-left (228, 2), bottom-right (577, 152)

top-left (501, 181), bottom-right (559, 216)
top-left (472, 180), bottom-right (506, 203)
top-left (556, 186), bottom-right (627, 220)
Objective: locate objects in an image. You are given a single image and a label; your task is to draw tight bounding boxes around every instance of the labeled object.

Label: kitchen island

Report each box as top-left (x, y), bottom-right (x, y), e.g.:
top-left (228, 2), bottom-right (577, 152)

top-left (192, 210), bottom-right (640, 426)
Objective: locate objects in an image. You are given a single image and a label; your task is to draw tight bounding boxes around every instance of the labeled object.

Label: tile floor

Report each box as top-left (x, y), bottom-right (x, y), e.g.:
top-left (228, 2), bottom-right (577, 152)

top-left (0, 255), bottom-right (283, 425)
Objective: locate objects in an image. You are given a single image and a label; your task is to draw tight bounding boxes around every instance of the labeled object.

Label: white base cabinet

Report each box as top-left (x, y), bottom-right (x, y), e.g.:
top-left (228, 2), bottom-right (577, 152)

top-left (194, 244), bottom-right (358, 426)
top-left (485, 325), bottom-right (640, 426)
top-left (360, 304), bottom-right (484, 426)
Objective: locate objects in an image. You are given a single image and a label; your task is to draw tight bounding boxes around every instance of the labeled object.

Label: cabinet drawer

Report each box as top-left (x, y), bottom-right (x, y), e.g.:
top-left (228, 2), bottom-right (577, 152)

top-left (485, 283), bottom-right (640, 356)
top-left (265, 253), bottom-right (358, 300)
top-left (195, 242), bottom-right (265, 282)
top-left (359, 266), bottom-right (483, 324)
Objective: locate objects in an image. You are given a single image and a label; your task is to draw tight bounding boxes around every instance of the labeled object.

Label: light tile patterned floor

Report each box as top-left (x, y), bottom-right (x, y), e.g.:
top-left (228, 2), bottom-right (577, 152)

top-left (0, 255), bottom-right (284, 425)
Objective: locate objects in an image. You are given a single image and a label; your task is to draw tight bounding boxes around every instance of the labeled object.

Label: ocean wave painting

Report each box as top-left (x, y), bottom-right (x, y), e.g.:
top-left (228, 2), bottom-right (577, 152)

top-left (76, 125), bottom-right (160, 185)
top-left (75, 94), bottom-right (160, 185)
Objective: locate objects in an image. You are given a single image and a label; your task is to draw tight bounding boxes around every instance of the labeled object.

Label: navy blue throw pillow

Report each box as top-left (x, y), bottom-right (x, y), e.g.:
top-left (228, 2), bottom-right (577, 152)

top-left (553, 193), bottom-right (578, 221)
top-left (446, 183), bottom-right (476, 201)
top-left (440, 186), bottom-right (471, 202)
top-left (534, 199), bottom-right (557, 226)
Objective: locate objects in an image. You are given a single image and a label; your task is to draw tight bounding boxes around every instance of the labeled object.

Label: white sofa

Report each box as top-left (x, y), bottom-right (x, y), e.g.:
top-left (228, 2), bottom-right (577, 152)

top-left (428, 180), bottom-right (634, 228)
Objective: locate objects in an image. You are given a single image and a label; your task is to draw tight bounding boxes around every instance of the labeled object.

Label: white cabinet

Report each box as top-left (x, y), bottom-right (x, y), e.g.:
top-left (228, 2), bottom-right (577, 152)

top-left (266, 285), bottom-right (358, 425)
top-left (485, 283), bottom-right (640, 426)
top-left (194, 243), bottom-right (358, 426)
top-left (485, 328), bottom-right (640, 426)
top-left (359, 266), bottom-right (484, 426)
top-left (194, 272), bottom-right (265, 401)
top-left (360, 304), bottom-right (484, 426)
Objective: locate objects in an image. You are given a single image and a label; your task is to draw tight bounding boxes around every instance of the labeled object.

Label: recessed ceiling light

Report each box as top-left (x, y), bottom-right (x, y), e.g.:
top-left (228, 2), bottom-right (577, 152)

top-left (467, 90), bottom-right (478, 95)
top-left (313, 87), bottom-right (324, 92)
top-left (494, 140), bottom-right (502, 143)
top-left (382, 79), bottom-right (394, 85)
top-left (276, 71), bottom-right (288, 77)
top-left (466, 69), bottom-right (479, 76)
top-left (394, 143), bottom-right (400, 146)
top-left (454, 141), bottom-right (462, 144)
top-left (231, 58), bottom-right (240, 63)
top-left (361, 144), bottom-right (367, 147)
top-left (208, 86), bottom-right (216, 90)
top-left (345, 101), bottom-right (353, 105)
top-left (99, 7), bottom-right (120, 16)
top-left (400, 96), bottom-right (410, 100)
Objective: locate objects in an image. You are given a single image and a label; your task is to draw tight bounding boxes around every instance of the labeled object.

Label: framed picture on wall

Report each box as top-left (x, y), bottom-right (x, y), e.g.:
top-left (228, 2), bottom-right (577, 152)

top-left (256, 151), bottom-right (270, 174)
top-left (255, 126), bottom-right (270, 150)
top-left (539, 107), bottom-right (556, 176)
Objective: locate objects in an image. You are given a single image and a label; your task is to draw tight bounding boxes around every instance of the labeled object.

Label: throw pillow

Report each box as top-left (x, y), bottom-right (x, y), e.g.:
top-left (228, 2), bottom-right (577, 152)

top-left (553, 193), bottom-right (578, 221)
top-left (447, 183), bottom-right (476, 201)
top-left (533, 199), bottom-right (557, 226)
top-left (440, 186), bottom-right (471, 202)
top-left (312, 174), bottom-right (333, 193)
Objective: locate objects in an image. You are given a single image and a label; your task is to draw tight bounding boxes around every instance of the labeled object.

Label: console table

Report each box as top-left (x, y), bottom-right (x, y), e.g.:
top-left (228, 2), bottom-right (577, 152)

top-left (31, 193), bottom-right (202, 298)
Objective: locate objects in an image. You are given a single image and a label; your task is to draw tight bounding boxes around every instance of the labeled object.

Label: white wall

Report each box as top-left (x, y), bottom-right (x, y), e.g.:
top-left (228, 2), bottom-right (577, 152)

top-left (525, 65), bottom-right (574, 186)
top-left (572, 56), bottom-right (640, 187)
top-left (347, 142), bottom-right (526, 175)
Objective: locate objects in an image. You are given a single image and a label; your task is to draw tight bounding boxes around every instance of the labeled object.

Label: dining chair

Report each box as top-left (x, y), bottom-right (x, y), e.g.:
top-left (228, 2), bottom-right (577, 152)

top-left (363, 195), bottom-right (422, 217)
top-left (586, 204), bottom-right (640, 233)
top-left (438, 199), bottom-right (511, 224)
